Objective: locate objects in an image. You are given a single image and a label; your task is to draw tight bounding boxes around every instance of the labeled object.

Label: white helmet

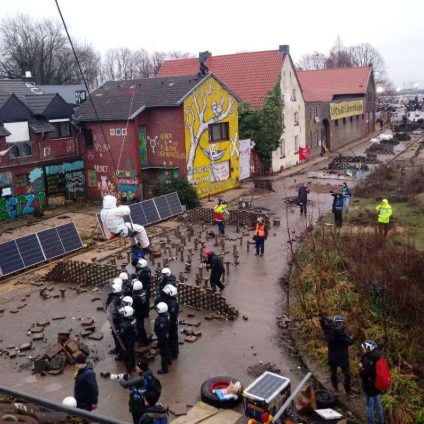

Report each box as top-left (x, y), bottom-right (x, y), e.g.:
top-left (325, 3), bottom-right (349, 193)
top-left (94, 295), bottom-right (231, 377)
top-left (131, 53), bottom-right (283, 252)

top-left (133, 280), bottom-right (143, 291)
top-left (137, 259), bottom-right (148, 268)
top-left (361, 340), bottom-right (377, 352)
top-left (122, 296), bottom-right (133, 306)
top-left (62, 396), bottom-right (77, 407)
top-left (163, 284), bottom-right (178, 297)
top-left (156, 302), bottom-right (168, 314)
top-left (112, 283), bottom-right (122, 294)
top-left (103, 195), bottom-right (117, 209)
top-left (113, 277), bottom-right (123, 287)
top-left (119, 272), bottom-right (129, 280)
top-left (257, 217), bottom-right (264, 223)
top-left (161, 267), bottom-right (171, 277)
top-left (119, 305), bottom-right (134, 317)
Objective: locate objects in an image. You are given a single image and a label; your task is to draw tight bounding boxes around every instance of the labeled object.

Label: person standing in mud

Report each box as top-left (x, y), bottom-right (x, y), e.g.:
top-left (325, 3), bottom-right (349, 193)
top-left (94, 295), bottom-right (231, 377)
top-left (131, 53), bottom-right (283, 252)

top-left (331, 192), bottom-right (344, 228)
top-left (298, 183), bottom-right (310, 216)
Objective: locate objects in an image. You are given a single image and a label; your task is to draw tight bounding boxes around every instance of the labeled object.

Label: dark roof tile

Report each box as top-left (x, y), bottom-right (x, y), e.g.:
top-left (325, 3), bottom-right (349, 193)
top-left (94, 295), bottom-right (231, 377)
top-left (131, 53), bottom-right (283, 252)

top-left (28, 117), bottom-right (56, 133)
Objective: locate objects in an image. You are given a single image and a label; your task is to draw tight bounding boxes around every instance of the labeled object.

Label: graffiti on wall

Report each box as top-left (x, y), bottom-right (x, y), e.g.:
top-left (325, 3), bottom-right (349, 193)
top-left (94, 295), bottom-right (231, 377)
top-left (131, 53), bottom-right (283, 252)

top-left (14, 167), bottom-right (45, 195)
top-left (45, 160), bottom-right (85, 199)
top-left (147, 133), bottom-right (185, 165)
top-left (183, 77), bottom-right (239, 198)
top-left (0, 192), bottom-right (46, 221)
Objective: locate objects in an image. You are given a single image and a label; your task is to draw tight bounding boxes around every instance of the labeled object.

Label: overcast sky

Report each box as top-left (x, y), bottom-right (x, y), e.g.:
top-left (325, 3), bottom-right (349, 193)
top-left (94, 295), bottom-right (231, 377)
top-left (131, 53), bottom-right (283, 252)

top-left (2, 0), bottom-right (423, 88)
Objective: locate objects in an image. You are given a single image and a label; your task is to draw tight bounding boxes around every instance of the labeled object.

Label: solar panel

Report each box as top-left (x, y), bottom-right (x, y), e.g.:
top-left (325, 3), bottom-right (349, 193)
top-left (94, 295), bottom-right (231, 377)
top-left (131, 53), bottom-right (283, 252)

top-left (16, 234), bottom-right (46, 267)
top-left (155, 195), bottom-right (172, 220)
top-left (0, 222), bottom-right (83, 277)
top-left (37, 228), bottom-right (65, 260)
top-left (129, 203), bottom-right (148, 226)
top-left (141, 199), bottom-right (160, 223)
top-left (244, 372), bottom-right (291, 403)
top-left (57, 223), bottom-right (83, 253)
top-left (0, 240), bottom-right (24, 276)
top-left (166, 192), bottom-right (183, 215)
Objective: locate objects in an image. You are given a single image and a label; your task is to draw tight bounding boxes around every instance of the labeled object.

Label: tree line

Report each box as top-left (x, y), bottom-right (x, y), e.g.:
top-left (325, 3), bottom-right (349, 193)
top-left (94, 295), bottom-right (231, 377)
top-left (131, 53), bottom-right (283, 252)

top-left (296, 36), bottom-right (390, 88)
top-left (0, 15), bottom-right (192, 88)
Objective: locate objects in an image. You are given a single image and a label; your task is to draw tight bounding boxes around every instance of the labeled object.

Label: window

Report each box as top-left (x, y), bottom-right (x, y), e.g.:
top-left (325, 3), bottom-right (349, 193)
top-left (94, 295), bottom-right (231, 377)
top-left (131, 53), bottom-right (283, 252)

top-left (315, 130), bottom-right (320, 147)
top-left (356, 115), bottom-right (359, 121)
top-left (51, 121), bottom-right (71, 138)
top-left (294, 112), bottom-right (299, 125)
top-left (294, 135), bottom-right (299, 152)
top-left (8, 142), bottom-right (32, 159)
top-left (350, 116), bottom-right (353, 123)
top-left (84, 129), bottom-right (94, 149)
top-left (292, 89), bottom-right (296, 101)
top-left (343, 117), bottom-right (346, 125)
top-left (280, 139), bottom-right (285, 157)
top-left (335, 119), bottom-right (339, 127)
top-left (208, 122), bottom-right (229, 142)
top-left (308, 109), bottom-right (312, 121)
top-left (309, 131), bottom-right (313, 147)
top-left (314, 107), bottom-right (318, 118)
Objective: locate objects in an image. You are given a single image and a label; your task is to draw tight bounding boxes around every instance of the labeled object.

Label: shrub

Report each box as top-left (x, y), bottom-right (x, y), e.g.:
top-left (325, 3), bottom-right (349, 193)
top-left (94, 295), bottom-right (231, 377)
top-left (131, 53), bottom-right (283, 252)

top-left (153, 177), bottom-right (200, 209)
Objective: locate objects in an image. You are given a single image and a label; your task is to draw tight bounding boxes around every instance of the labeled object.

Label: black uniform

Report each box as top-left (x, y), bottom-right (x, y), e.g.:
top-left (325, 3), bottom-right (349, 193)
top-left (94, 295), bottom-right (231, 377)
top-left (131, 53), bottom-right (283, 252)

top-left (117, 316), bottom-right (137, 373)
top-left (298, 185), bottom-right (310, 215)
top-left (136, 267), bottom-right (152, 311)
top-left (132, 289), bottom-right (149, 344)
top-left (106, 292), bottom-right (123, 353)
top-left (320, 315), bottom-right (353, 393)
top-left (154, 313), bottom-right (170, 374)
top-left (167, 297), bottom-right (179, 359)
top-left (206, 253), bottom-right (225, 291)
top-left (121, 278), bottom-right (132, 297)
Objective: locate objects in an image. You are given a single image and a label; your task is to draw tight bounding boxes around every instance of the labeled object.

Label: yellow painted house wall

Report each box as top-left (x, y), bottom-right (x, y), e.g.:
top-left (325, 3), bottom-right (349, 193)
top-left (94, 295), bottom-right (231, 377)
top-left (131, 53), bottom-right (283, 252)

top-left (184, 76), bottom-right (239, 198)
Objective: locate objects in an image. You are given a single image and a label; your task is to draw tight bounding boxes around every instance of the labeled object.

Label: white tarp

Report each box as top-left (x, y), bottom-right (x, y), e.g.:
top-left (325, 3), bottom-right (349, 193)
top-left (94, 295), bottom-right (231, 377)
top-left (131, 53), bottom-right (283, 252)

top-left (239, 138), bottom-right (252, 180)
top-left (4, 122), bottom-right (30, 143)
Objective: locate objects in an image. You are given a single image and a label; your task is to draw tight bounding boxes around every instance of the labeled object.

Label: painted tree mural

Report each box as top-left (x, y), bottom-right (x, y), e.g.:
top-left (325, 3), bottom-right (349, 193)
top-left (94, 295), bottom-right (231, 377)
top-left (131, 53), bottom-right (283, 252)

top-left (184, 81), bottom-right (237, 182)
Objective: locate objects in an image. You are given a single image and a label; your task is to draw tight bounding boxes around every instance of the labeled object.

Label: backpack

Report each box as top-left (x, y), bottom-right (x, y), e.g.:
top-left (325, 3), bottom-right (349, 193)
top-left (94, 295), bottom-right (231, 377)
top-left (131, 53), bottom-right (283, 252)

top-left (149, 377), bottom-right (162, 397)
top-left (375, 358), bottom-right (391, 392)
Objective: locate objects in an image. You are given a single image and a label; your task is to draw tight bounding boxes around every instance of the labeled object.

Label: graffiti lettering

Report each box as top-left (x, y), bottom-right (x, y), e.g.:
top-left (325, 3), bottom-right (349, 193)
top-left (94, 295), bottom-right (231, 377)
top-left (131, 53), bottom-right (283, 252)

top-left (0, 192), bottom-right (46, 221)
top-left (94, 164), bottom-right (108, 173)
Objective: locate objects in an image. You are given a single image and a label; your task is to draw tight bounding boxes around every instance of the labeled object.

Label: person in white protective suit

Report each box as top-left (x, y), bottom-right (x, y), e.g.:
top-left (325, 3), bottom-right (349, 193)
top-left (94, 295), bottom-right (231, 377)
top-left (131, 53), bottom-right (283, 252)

top-left (100, 195), bottom-right (150, 249)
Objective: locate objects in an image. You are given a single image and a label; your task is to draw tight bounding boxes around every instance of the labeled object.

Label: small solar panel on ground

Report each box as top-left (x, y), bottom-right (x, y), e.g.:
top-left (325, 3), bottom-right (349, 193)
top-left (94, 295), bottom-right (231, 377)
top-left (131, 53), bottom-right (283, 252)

top-left (166, 192), bottom-right (183, 215)
top-left (244, 372), bottom-right (290, 403)
top-left (57, 223), bottom-right (83, 253)
top-left (16, 234), bottom-right (45, 267)
top-left (129, 203), bottom-right (148, 226)
top-left (37, 228), bottom-right (65, 259)
top-left (155, 195), bottom-right (172, 220)
top-left (0, 240), bottom-right (24, 276)
top-left (141, 199), bottom-right (160, 223)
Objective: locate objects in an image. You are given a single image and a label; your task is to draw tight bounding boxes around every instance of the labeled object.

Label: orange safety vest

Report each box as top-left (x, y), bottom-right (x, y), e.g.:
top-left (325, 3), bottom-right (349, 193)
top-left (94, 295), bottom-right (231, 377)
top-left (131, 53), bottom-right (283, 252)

top-left (256, 224), bottom-right (265, 237)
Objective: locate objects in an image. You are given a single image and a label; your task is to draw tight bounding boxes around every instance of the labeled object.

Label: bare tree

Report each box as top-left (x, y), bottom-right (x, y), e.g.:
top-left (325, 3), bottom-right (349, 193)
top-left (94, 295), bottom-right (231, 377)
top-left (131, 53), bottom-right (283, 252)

top-left (348, 43), bottom-right (387, 84)
top-left (296, 51), bottom-right (327, 70)
top-left (325, 37), bottom-right (353, 68)
top-left (0, 15), bottom-right (100, 86)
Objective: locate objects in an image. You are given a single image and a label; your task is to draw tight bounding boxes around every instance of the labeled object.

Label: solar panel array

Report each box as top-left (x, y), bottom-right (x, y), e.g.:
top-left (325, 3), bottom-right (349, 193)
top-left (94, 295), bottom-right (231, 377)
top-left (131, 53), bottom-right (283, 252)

top-left (0, 222), bottom-right (83, 277)
top-left (98, 192), bottom-right (184, 237)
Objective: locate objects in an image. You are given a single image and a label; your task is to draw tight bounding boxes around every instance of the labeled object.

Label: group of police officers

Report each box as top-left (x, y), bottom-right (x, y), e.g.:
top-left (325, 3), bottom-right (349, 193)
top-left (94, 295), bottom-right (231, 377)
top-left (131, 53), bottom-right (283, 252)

top-left (105, 259), bottom-right (180, 375)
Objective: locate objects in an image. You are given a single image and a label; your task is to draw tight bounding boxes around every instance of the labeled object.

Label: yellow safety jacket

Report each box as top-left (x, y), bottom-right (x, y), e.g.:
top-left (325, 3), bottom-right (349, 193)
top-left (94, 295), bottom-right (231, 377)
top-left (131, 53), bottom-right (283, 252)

top-left (376, 200), bottom-right (392, 224)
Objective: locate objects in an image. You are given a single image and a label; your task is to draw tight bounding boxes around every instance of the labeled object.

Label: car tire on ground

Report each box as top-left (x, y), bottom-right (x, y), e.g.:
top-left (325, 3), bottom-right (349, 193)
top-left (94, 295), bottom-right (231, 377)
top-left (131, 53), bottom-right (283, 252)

top-left (200, 376), bottom-right (242, 408)
top-left (315, 389), bottom-right (337, 408)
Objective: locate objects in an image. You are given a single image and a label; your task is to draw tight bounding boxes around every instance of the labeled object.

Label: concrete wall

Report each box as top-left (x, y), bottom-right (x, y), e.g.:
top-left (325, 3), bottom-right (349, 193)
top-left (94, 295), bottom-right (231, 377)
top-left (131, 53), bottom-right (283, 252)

top-left (272, 56), bottom-right (306, 172)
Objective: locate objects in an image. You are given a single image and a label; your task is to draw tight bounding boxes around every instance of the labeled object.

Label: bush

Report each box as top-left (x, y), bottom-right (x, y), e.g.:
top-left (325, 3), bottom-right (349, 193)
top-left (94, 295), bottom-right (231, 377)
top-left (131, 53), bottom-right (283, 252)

top-left (153, 177), bottom-right (200, 209)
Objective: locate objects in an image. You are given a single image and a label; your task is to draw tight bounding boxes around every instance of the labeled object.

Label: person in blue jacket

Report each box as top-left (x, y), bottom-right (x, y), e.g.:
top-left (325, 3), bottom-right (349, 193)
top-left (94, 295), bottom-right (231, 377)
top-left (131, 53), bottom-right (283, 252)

top-left (341, 182), bottom-right (352, 213)
top-left (331, 192), bottom-right (344, 228)
top-left (73, 354), bottom-right (99, 411)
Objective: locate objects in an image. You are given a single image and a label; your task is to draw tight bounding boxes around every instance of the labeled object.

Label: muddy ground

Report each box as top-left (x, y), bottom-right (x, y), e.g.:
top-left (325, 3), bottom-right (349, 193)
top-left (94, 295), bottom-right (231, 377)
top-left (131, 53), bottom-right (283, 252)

top-left (0, 133), bottom-right (421, 422)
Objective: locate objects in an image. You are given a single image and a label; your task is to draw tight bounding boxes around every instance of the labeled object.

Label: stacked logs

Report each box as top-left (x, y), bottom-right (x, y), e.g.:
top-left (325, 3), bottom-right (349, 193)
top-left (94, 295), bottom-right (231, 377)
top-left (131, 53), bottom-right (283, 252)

top-left (45, 261), bottom-right (116, 286)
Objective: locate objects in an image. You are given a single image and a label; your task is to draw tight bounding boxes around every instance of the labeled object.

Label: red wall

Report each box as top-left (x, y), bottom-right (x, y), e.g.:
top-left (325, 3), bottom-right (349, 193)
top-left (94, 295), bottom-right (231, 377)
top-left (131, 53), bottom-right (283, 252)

top-left (82, 106), bottom-right (187, 200)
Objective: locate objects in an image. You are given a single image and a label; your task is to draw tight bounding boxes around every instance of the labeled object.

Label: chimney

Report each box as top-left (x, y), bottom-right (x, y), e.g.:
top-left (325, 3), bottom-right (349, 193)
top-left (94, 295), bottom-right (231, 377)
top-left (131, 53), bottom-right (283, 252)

top-left (279, 45), bottom-right (290, 54)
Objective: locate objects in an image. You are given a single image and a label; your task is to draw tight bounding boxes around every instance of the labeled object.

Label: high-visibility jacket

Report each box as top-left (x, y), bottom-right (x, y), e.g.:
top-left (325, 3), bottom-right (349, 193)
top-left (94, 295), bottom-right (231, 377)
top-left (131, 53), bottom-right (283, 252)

top-left (376, 200), bottom-right (392, 224)
top-left (213, 204), bottom-right (226, 222)
top-left (255, 224), bottom-right (266, 238)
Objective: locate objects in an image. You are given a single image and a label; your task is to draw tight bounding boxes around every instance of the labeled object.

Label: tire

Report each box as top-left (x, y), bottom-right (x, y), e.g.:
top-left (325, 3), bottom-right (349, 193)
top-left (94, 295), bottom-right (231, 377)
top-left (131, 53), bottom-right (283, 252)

top-left (315, 389), bottom-right (337, 408)
top-left (200, 376), bottom-right (242, 408)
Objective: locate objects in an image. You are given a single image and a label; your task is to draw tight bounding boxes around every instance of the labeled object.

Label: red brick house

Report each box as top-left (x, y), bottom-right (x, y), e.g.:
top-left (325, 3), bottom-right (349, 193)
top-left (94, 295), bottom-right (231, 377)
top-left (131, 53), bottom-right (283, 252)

top-left (297, 66), bottom-right (376, 158)
top-left (0, 89), bottom-right (82, 221)
top-left (76, 73), bottom-right (239, 200)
